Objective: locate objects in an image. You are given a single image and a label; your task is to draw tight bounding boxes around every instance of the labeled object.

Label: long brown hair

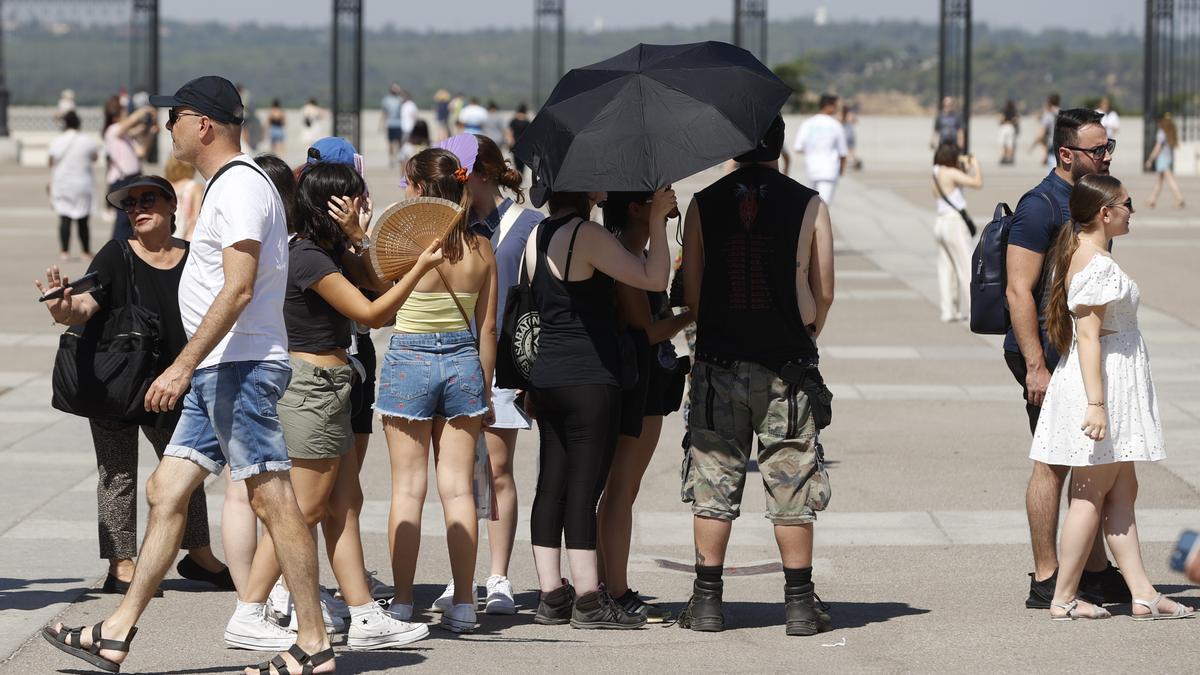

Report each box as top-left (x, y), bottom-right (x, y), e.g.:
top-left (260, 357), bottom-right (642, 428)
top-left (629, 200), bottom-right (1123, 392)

top-left (405, 147), bottom-right (475, 263)
top-left (1045, 174), bottom-right (1124, 354)
top-left (1160, 113), bottom-right (1179, 148)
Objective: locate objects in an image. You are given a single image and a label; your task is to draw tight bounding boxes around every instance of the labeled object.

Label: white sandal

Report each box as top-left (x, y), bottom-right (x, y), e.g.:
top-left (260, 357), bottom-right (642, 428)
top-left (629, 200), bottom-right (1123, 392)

top-left (1051, 599), bottom-right (1110, 621)
top-left (1131, 593), bottom-right (1195, 621)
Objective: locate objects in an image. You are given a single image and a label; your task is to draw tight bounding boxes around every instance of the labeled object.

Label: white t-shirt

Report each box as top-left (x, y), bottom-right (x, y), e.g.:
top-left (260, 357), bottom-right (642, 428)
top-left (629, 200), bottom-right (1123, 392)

top-left (458, 104), bottom-right (488, 133)
top-left (793, 113), bottom-right (848, 182)
top-left (400, 99), bottom-right (419, 134)
top-left (48, 130), bottom-right (99, 219)
top-left (179, 154), bottom-right (289, 370)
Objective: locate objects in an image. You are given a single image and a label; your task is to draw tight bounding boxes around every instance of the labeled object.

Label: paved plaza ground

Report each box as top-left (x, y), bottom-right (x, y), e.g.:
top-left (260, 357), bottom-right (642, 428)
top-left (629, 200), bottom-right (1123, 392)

top-left (1, 115), bottom-right (1198, 672)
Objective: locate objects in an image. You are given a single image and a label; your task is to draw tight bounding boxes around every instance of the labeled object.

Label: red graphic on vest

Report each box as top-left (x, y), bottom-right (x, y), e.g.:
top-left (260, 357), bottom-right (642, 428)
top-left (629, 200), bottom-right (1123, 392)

top-left (735, 183), bottom-right (768, 229)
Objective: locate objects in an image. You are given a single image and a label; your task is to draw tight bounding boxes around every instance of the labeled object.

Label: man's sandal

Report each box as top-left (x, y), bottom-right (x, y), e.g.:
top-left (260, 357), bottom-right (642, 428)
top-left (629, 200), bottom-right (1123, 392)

top-left (1132, 593), bottom-right (1196, 621)
top-left (251, 643), bottom-right (336, 675)
top-left (1050, 599), bottom-right (1110, 621)
top-left (41, 623), bottom-right (137, 673)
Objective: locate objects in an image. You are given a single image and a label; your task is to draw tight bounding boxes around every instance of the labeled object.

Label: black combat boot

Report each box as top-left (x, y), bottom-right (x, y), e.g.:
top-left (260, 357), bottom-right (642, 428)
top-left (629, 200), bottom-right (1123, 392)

top-left (679, 577), bottom-right (725, 632)
top-left (785, 581), bottom-right (832, 636)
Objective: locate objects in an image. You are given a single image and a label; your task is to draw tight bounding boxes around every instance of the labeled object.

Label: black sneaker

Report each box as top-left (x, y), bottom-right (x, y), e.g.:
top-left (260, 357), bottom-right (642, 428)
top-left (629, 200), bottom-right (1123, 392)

top-left (1026, 570), bottom-right (1056, 609)
top-left (534, 579), bottom-right (575, 625)
top-left (614, 589), bottom-right (672, 623)
top-left (1081, 563), bottom-right (1131, 605)
top-left (570, 590), bottom-right (647, 629)
top-left (678, 578), bottom-right (724, 632)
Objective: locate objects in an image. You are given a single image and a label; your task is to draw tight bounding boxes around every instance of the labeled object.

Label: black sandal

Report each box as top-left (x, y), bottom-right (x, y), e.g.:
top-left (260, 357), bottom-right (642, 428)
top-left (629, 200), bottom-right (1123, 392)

top-left (41, 623), bottom-right (137, 673)
top-left (252, 643), bottom-right (335, 675)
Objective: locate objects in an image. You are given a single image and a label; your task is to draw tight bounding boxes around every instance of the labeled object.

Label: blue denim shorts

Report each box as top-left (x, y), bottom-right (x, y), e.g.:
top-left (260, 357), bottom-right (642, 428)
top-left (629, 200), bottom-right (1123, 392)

top-left (375, 331), bottom-right (488, 421)
top-left (163, 360), bottom-right (293, 481)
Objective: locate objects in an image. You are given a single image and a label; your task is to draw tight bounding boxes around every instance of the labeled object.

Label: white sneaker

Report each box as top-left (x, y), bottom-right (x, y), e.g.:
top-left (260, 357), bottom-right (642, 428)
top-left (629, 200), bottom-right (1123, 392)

top-left (224, 602), bottom-right (297, 651)
top-left (439, 602), bottom-right (477, 633)
top-left (268, 578), bottom-right (292, 624)
top-left (432, 580), bottom-right (477, 613)
top-left (365, 570), bottom-right (395, 601)
top-left (287, 596), bottom-right (347, 634)
top-left (347, 603), bottom-right (430, 650)
top-left (485, 575), bottom-right (517, 615)
top-left (385, 597), bottom-right (414, 621)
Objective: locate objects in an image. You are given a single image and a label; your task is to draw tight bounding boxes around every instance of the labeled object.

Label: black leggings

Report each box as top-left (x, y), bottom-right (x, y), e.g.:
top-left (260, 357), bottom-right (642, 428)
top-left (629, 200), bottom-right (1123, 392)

top-left (59, 215), bottom-right (91, 254)
top-left (530, 384), bottom-right (620, 550)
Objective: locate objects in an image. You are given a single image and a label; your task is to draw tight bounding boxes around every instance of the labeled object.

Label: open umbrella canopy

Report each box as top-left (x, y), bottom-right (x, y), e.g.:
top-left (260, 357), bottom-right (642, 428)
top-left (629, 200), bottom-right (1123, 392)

top-left (513, 41), bottom-right (792, 205)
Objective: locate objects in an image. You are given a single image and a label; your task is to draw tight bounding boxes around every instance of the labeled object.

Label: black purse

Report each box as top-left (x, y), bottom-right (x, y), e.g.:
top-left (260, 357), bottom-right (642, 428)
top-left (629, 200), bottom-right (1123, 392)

top-left (495, 242), bottom-right (541, 391)
top-left (51, 240), bottom-right (162, 422)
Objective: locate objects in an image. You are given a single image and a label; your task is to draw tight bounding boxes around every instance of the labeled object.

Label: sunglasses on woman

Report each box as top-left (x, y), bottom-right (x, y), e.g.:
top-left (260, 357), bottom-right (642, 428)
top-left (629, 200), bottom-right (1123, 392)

top-left (119, 192), bottom-right (160, 212)
top-left (1110, 197), bottom-right (1133, 211)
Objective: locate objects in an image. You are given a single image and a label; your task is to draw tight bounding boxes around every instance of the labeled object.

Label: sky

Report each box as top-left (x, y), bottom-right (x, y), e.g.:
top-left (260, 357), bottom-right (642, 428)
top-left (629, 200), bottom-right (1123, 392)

top-left (152, 0), bottom-right (1141, 35)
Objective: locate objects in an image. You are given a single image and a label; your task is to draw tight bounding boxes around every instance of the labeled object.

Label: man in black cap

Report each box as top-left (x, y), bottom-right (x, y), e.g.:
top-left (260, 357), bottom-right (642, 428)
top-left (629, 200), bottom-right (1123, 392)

top-left (678, 115), bottom-right (837, 636)
top-left (42, 76), bottom-right (333, 675)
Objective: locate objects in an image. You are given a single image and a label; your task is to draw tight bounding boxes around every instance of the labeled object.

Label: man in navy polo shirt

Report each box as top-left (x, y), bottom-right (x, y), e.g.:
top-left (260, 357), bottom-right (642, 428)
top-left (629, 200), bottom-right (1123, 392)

top-left (1004, 107), bottom-right (1129, 610)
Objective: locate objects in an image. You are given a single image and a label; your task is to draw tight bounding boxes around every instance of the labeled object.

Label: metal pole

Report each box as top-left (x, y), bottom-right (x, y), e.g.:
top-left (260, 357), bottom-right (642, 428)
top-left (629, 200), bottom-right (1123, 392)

top-left (0, 0), bottom-right (10, 137)
top-left (733, 0), bottom-right (742, 47)
top-left (354, 0), bottom-right (362, 150)
top-left (761, 0), bottom-right (768, 62)
top-left (331, 0), bottom-right (339, 138)
top-left (937, 0), bottom-right (947, 104)
top-left (532, 2), bottom-right (541, 108)
top-left (556, 1), bottom-right (564, 87)
top-left (963, 0), bottom-right (972, 153)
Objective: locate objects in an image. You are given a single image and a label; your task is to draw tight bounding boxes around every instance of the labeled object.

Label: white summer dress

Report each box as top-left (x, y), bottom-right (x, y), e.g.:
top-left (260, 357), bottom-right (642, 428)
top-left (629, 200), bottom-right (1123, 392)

top-left (1029, 253), bottom-right (1165, 466)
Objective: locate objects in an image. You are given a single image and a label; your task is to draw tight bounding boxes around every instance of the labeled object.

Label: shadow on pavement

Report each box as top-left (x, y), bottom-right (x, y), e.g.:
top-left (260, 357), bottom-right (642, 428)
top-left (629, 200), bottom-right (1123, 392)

top-left (0, 577), bottom-right (91, 611)
top-left (655, 600), bottom-right (930, 631)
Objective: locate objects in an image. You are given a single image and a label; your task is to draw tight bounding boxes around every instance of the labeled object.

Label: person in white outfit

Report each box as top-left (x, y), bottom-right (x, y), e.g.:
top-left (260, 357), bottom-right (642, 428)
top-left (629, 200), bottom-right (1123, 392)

top-left (48, 111), bottom-right (100, 260)
top-left (1032, 174), bottom-right (1193, 622)
top-left (930, 142), bottom-right (982, 322)
top-left (793, 94), bottom-right (847, 204)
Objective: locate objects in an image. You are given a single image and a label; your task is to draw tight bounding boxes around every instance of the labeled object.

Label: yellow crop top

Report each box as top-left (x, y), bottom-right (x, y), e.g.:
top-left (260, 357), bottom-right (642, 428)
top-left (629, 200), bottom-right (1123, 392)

top-left (394, 291), bottom-right (478, 333)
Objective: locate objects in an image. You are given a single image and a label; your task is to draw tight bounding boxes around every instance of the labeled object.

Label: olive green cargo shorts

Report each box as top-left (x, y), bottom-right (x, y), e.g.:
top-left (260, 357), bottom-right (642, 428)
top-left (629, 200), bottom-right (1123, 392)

top-left (277, 358), bottom-right (354, 460)
top-left (682, 359), bottom-right (831, 524)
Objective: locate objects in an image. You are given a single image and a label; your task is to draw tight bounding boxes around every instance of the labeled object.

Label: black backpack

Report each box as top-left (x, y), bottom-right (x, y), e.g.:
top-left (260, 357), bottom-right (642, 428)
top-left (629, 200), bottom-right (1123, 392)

top-left (969, 192), bottom-right (1058, 335)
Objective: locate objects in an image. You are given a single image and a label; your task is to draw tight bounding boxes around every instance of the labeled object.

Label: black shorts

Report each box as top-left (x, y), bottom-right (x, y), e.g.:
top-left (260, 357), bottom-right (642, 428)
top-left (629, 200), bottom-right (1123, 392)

top-left (387, 127), bottom-right (404, 143)
top-left (350, 331), bottom-right (377, 434)
top-left (1004, 350), bottom-right (1053, 437)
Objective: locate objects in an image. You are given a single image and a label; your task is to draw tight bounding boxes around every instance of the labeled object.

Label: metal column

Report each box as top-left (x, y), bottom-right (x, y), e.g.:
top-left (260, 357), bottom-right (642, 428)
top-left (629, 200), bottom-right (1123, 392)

top-left (130, 0), bottom-right (159, 160)
top-left (1144, 0), bottom-right (1200, 166)
top-left (937, 0), bottom-right (972, 152)
top-left (733, 0), bottom-right (768, 63)
top-left (332, 0), bottom-right (363, 149)
top-left (533, 0), bottom-right (565, 110)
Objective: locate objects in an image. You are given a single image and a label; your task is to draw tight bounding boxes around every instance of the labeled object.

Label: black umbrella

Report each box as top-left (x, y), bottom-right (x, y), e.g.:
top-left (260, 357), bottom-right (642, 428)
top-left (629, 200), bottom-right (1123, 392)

top-left (512, 41), bottom-right (792, 206)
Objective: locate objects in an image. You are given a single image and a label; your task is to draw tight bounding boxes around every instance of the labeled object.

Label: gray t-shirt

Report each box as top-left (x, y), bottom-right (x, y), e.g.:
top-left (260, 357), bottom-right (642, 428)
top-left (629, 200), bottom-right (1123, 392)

top-left (382, 95), bottom-right (403, 129)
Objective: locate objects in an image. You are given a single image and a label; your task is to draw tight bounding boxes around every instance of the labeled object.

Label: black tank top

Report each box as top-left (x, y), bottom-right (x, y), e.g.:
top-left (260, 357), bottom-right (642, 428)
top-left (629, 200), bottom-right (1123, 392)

top-left (530, 216), bottom-right (621, 389)
top-left (694, 164), bottom-right (819, 370)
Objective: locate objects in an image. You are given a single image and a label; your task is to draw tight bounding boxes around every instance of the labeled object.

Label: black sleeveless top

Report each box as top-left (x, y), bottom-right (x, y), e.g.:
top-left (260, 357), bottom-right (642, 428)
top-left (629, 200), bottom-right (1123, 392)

top-left (530, 216), bottom-right (621, 389)
top-left (694, 165), bottom-right (819, 370)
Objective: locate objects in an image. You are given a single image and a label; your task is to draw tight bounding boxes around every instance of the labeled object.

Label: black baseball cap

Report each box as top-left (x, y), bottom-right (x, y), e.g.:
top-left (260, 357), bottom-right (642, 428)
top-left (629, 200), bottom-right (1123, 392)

top-left (106, 175), bottom-right (177, 210)
top-left (149, 75), bottom-right (244, 125)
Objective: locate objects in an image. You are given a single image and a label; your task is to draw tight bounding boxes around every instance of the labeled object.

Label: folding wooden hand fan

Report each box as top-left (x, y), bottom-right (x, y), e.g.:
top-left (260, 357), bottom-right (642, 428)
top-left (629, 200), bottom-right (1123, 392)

top-left (367, 197), bottom-right (463, 281)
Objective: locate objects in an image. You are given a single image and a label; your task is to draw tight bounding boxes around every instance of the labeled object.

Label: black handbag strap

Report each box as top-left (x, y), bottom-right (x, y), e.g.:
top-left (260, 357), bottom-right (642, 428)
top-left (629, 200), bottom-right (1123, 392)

top-left (118, 239), bottom-right (140, 307)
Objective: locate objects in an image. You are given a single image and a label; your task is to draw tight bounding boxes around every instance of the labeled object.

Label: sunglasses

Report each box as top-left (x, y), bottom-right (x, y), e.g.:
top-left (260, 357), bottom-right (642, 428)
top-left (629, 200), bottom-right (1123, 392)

top-left (119, 192), bottom-right (161, 212)
top-left (1065, 138), bottom-right (1116, 161)
top-left (167, 109), bottom-right (204, 128)
top-left (1110, 197), bottom-right (1134, 211)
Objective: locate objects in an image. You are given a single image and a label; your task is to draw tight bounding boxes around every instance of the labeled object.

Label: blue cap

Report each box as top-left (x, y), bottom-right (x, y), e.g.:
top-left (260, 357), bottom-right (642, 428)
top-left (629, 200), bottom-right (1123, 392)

top-left (307, 136), bottom-right (358, 166)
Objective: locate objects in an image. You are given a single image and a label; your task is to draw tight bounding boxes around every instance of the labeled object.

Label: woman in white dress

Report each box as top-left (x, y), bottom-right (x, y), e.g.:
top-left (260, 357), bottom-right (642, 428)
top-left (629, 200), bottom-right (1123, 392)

top-left (1032, 174), bottom-right (1193, 621)
top-left (48, 111), bottom-right (99, 260)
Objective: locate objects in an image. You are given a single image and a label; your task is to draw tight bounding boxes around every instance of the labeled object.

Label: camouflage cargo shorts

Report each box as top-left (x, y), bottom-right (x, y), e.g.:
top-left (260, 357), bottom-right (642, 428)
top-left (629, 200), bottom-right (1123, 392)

top-left (681, 359), bottom-right (831, 524)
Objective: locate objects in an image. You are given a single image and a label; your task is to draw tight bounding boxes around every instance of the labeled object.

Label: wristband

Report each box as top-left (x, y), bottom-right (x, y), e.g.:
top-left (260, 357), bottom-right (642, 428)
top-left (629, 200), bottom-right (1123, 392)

top-left (1087, 401), bottom-right (1105, 407)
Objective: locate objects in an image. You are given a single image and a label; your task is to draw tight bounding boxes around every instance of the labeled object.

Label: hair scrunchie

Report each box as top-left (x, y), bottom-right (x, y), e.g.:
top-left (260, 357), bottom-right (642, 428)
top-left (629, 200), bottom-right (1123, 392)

top-left (453, 166), bottom-right (469, 183)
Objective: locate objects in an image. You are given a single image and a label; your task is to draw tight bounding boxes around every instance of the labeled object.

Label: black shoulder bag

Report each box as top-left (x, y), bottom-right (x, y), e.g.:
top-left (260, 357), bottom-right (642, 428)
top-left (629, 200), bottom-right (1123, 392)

top-left (51, 240), bottom-right (162, 422)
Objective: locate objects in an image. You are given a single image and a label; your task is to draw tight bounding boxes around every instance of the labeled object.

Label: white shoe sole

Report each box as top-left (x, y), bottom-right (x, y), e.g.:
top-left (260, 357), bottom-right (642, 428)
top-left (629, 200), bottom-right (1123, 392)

top-left (347, 623), bottom-right (430, 650)
top-left (223, 629), bottom-right (297, 651)
top-left (485, 598), bottom-right (517, 615)
top-left (438, 616), bottom-right (476, 633)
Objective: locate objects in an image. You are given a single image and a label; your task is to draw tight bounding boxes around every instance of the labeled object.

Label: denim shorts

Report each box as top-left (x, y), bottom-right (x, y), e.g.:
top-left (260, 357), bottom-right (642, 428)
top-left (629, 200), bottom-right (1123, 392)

top-left (163, 360), bottom-right (293, 481)
top-left (376, 331), bottom-right (488, 421)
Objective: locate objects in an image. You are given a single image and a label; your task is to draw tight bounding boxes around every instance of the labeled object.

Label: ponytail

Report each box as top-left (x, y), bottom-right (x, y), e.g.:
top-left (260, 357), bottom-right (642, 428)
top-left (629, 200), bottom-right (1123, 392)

top-left (406, 147), bottom-right (479, 264)
top-left (1045, 220), bottom-right (1080, 355)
